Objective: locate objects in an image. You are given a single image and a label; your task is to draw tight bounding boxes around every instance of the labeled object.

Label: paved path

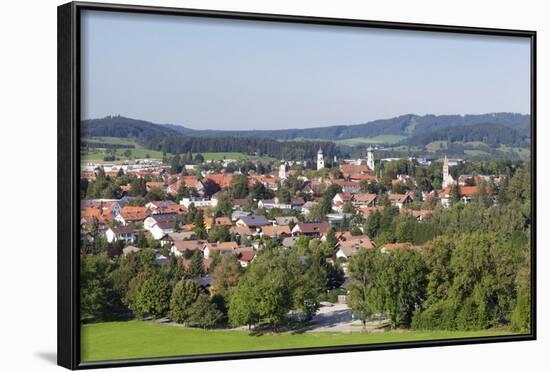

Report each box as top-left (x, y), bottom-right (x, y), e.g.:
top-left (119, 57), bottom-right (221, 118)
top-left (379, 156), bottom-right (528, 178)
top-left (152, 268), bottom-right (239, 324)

top-left (306, 303), bottom-right (386, 333)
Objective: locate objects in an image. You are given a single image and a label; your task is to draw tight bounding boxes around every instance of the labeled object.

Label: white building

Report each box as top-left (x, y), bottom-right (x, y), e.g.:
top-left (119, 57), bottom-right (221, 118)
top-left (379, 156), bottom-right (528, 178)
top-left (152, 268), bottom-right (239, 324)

top-left (442, 155), bottom-right (455, 188)
top-left (279, 163), bottom-right (287, 180)
top-left (317, 148), bottom-right (325, 170)
top-left (179, 197), bottom-right (217, 209)
top-left (105, 226), bottom-right (138, 244)
top-left (367, 146), bottom-right (375, 171)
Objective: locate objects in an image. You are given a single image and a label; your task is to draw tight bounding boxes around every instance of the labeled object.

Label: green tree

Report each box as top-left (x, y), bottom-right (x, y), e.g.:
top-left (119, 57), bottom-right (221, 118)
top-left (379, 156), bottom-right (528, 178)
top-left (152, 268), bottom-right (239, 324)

top-left (189, 294), bottom-right (223, 328)
top-left (210, 254), bottom-right (242, 315)
top-left (214, 193), bottom-right (233, 217)
top-left (348, 249), bottom-right (379, 329)
top-left (188, 250), bottom-right (204, 278)
top-left (146, 186), bottom-right (166, 201)
top-left (169, 279), bottom-right (200, 325)
top-left (133, 273), bottom-right (171, 318)
top-left (80, 255), bottom-right (118, 320)
top-left (129, 177), bottom-right (147, 197)
top-left (378, 249), bottom-right (428, 327)
top-left (176, 182), bottom-right (191, 203)
top-left (229, 174), bottom-right (249, 199)
top-left (229, 250), bottom-right (292, 328)
top-left (193, 209), bottom-right (207, 239)
top-left (365, 210), bottom-right (381, 238)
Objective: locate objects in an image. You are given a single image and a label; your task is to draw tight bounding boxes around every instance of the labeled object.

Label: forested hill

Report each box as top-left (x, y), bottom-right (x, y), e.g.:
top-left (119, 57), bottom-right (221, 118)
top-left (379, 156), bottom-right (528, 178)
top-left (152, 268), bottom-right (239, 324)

top-left (82, 113), bottom-right (530, 142)
top-left (164, 113), bottom-right (530, 140)
top-left (82, 116), bottom-right (180, 139)
top-left (404, 122), bottom-right (530, 147)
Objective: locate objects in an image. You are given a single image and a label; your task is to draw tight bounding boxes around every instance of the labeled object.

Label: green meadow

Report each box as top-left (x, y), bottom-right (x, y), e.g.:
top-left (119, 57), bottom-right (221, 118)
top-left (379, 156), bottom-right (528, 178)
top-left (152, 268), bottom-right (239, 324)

top-left (80, 137), bottom-right (273, 163)
top-left (334, 135), bottom-right (407, 145)
top-left (81, 320), bottom-right (514, 362)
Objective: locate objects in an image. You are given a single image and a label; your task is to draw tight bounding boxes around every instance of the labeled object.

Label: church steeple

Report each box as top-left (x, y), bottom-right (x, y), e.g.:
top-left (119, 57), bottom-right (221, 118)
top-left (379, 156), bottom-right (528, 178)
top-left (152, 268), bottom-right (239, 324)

top-left (279, 162), bottom-right (287, 180)
top-left (442, 154), bottom-right (454, 188)
top-left (317, 148), bottom-right (325, 170)
top-left (367, 146), bottom-right (375, 171)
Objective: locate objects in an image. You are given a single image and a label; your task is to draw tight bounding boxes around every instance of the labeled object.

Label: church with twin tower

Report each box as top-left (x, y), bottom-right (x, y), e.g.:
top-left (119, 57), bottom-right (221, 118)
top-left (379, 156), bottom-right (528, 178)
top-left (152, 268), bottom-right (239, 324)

top-left (316, 146), bottom-right (375, 171)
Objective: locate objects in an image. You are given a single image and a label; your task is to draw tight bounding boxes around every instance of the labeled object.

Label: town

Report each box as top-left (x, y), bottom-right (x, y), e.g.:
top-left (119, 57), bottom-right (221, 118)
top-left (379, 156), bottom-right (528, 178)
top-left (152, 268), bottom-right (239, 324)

top-left (81, 148), bottom-right (493, 269)
top-left (79, 143), bottom-right (531, 347)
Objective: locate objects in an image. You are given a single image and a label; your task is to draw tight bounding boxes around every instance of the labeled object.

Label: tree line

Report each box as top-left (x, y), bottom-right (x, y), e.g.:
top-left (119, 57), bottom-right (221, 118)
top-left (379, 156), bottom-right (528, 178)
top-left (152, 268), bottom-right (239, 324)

top-left (347, 165), bottom-right (531, 333)
top-left (144, 136), bottom-right (338, 161)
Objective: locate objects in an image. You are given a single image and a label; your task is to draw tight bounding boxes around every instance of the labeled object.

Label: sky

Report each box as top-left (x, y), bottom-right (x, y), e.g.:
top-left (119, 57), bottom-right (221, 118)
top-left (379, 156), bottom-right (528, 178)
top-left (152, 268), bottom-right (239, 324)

top-left (81, 10), bottom-right (531, 130)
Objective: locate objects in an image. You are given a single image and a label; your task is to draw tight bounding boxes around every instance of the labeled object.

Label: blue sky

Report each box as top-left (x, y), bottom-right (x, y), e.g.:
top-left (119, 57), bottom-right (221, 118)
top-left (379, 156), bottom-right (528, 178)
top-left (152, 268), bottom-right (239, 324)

top-left (81, 10), bottom-right (531, 130)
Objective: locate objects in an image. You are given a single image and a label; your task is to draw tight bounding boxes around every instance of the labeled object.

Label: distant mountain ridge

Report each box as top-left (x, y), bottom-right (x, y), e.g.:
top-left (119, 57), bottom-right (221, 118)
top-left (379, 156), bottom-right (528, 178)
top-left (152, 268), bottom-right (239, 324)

top-left (81, 113), bottom-right (530, 144)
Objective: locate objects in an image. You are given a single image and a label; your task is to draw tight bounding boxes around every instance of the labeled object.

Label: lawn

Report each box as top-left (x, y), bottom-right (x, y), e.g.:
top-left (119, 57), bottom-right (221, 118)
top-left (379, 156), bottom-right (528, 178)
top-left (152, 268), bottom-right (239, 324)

top-left (81, 320), bottom-right (514, 362)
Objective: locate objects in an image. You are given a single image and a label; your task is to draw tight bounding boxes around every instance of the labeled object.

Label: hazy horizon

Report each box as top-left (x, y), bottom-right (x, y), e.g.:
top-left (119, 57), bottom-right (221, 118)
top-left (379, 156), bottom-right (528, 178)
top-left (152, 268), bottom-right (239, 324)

top-left (81, 10), bottom-right (531, 130)
top-left (84, 111), bottom-right (530, 131)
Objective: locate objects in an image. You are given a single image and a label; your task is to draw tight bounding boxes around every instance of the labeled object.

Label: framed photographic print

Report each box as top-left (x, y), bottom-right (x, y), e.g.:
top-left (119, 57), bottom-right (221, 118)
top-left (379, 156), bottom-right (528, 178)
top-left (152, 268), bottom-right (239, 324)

top-left (58, 1), bottom-right (536, 369)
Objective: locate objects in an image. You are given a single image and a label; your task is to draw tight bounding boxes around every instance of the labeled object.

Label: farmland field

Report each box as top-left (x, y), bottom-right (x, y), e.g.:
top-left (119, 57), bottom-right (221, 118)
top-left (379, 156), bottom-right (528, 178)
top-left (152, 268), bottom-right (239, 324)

top-left (81, 320), bottom-right (514, 362)
top-left (335, 135), bottom-right (407, 145)
top-left (80, 137), bottom-right (274, 163)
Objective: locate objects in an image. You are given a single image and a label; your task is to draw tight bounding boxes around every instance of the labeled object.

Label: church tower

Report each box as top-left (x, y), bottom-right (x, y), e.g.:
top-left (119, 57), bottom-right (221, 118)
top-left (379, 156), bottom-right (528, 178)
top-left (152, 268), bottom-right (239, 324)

top-left (367, 146), bottom-right (375, 171)
top-left (279, 163), bottom-right (287, 180)
top-left (317, 148), bottom-right (325, 170)
top-left (442, 155), bottom-right (454, 188)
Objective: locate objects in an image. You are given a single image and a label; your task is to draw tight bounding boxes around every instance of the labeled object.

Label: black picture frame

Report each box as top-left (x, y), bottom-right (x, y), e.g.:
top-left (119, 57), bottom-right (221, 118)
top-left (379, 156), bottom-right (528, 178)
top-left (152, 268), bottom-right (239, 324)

top-left (58, 1), bottom-right (537, 370)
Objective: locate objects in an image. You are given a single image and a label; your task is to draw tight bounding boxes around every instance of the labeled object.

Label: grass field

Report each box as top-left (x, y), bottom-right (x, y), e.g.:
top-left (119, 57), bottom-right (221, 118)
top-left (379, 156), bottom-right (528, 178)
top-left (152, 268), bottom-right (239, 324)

top-left (335, 135), bottom-right (406, 145)
top-left (425, 140), bottom-right (448, 152)
top-left (80, 137), bottom-right (275, 163)
top-left (200, 152), bottom-right (276, 161)
top-left (81, 137), bottom-right (166, 162)
top-left (81, 320), bottom-right (514, 362)
top-left (498, 145), bottom-right (531, 161)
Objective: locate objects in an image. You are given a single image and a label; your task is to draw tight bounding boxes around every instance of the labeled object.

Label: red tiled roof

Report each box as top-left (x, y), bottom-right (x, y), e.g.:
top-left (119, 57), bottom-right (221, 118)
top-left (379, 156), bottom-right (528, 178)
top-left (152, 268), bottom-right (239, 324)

top-left (173, 240), bottom-right (206, 251)
top-left (353, 193), bottom-right (378, 205)
top-left (204, 174), bottom-right (234, 188)
top-left (296, 222), bottom-right (329, 234)
top-left (261, 225), bottom-right (291, 236)
top-left (119, 206), bottom-right (149, 221)
top-left (238, 250), bottom-right (256, 262)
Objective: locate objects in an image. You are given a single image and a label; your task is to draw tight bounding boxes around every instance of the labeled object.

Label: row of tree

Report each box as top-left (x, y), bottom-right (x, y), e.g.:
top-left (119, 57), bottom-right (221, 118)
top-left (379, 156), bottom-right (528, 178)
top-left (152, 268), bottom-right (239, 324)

top-left (80, 238), bottom-right (346, 329)
top-left (145, 136), bottom-right (337, 161)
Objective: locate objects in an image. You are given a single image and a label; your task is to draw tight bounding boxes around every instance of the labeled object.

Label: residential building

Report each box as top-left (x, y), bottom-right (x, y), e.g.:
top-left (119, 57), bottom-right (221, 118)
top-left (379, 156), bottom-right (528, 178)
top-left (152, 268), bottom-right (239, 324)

top-left (292, 221), bottom-right (330, 237)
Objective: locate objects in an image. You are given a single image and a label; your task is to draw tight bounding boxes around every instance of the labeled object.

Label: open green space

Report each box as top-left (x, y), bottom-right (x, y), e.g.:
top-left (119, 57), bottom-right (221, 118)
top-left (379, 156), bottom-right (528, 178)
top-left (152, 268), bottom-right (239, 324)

top-left (199, 152), bottom-right (276, 161)
top-left (80, 137), bottom-right (275, 163)
top-left (498, 145), bottom-right (531, 161)
top-left (425, 140), bottom-right (449, 152)
top-left (81, 320), bottom-right (514, 362)
top-left (81, 136), bottom-right (165, 162)
top-left (335, 135), bottom-right (407, 145)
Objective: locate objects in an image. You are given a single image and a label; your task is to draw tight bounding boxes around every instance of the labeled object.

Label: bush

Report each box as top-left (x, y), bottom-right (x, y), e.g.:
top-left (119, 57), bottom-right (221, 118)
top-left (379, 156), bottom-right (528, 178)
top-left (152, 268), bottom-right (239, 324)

top-left (510, 290), bottom-right (531, 333)
top-left (319, 288), bottom-right (347, 304)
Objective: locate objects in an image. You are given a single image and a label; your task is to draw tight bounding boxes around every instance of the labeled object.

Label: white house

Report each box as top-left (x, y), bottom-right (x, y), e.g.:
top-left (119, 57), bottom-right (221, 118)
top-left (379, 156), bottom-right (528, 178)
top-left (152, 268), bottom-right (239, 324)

top-left (387, 193), bottom-right (414, 209)
top-left (171, 240), bottom-right (206, 257)
top-left (257, 197), bottom-right (292, 211)
top-left (143, 213), bottom-right (177, 240)
top-left (203, 241), bottom-right (239, 259)
top-left (145, 200), bottom-right (176, 213)
top-left (179, 197), bottom-right (217, 209)
top-left (105, 226), bottom-right (139, 244)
